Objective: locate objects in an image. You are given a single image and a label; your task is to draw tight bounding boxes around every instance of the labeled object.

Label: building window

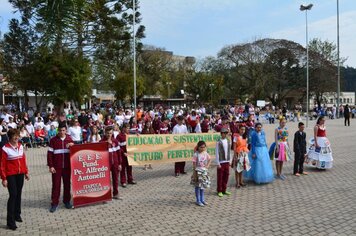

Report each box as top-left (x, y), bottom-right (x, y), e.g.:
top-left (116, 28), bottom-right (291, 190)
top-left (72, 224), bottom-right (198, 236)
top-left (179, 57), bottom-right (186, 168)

top-left (330, 98), bottom-right (333, 104)
top-left (340, 98), bottom-right (342, 103)
top-left (347, 98), bottom-right (350, 103)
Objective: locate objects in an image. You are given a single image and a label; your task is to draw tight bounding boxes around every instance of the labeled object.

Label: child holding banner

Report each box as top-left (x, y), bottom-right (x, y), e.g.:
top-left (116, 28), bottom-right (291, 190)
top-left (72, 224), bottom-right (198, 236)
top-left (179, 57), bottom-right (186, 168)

top-left (101, 126), bottom-right (122, 200)
top-left (117, 124), bottom-right (136, 187)
top-left (191, 141), bottom-right (212, 206)
top-left (47, 124), bottom-right (74, 213)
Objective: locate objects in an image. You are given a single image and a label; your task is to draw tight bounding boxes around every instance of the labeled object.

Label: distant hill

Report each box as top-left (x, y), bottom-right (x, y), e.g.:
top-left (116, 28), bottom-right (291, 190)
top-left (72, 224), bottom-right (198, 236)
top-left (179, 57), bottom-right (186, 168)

top-left (342, 66), bottom-right (356, 92)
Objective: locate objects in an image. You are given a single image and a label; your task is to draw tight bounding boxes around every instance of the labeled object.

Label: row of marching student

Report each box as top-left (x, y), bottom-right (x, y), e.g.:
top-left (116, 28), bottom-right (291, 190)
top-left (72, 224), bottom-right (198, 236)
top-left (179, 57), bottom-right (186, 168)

top-left (190, 116), bottom-right (333, 207)
top-left (0, 112), bottom-right (333, 230)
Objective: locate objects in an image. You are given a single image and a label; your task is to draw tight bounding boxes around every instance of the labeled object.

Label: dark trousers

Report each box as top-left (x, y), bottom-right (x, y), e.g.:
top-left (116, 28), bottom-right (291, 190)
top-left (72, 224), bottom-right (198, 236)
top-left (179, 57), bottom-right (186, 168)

top-left (293, 154), bottom-right (305, 174)
top-left (345, 117), bottom-right (350, 126)
top-left (111, 164), bottom-right (119, 196)
top-left (174, 162), bottom-right (186, 174)
top-left (217, 162), bottom-right (230, 193)
top-left (120, 156), bottom-right (133, 184)
top-left (51, 168), bottom-right (71, 206)
top-left (7, 174), bottom-right (24, 227)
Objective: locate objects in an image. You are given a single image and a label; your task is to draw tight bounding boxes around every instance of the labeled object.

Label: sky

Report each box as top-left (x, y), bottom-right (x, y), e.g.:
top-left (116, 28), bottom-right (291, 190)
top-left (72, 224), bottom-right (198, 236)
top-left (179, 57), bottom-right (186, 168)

top-left (1, 0), bottom-right (356, 67)
top-left (138, 0), bottom-right (356, 67)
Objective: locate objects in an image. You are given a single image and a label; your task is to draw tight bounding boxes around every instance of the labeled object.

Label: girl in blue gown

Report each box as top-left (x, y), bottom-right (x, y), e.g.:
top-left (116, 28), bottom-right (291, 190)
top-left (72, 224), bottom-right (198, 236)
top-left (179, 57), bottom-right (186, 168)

top-left (245, 123), bottom-right (274, 184)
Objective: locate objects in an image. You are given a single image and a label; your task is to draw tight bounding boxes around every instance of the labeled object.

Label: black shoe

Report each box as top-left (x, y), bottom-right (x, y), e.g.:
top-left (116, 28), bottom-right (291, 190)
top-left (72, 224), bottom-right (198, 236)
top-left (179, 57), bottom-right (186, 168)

top-left (128, 181), bottom-right (137, 185)
top-left (181, 172), bottom-right (187, 175)
top-left (7, 224), bottom-right (17, 230)
top-left (49, 205), bottom-right (58, 213)
top-left (64, 202), bottom-right (73, 209)
top-left (15, 217), bottom-right (23, 222)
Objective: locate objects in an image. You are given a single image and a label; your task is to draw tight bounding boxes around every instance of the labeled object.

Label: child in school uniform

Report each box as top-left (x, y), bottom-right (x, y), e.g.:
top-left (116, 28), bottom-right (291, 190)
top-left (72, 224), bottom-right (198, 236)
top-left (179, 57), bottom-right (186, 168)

top-left (215, 128), bottom-right (232, 197)
top-left (293, 122), bottom-right (308, 176)
top-left (191, 141), bottom-right (212, 206)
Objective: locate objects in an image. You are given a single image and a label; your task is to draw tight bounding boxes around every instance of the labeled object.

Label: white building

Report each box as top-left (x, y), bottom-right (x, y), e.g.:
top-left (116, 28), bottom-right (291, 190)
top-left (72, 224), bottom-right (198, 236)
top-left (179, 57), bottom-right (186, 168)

top-left (312, 92), bottom-right (355, 107)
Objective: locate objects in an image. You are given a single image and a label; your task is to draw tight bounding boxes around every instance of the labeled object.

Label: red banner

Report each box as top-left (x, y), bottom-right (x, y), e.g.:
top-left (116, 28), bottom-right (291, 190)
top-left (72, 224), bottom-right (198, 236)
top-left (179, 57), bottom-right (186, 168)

top-left (70, 142), bottom-right (112, 207)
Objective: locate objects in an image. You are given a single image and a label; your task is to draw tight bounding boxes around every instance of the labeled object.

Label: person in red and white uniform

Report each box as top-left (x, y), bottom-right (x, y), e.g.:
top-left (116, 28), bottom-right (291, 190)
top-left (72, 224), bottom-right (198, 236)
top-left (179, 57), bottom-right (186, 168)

top-left (47, 124), bottom-right (74, 213)
top-left (187, 110), bottom-right (200, 133)
top-left (158, 117), bottom-right (170, 134)
top-left (101, 126), bottom-right (122, 199)
top-left (117, 123), bottom-right (136, 187)
top-left (1, 129), bottom-right (29, 231)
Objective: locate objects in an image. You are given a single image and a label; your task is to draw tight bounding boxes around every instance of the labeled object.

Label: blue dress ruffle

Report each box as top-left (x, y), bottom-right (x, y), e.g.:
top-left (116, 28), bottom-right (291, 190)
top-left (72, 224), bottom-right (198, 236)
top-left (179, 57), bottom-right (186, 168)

top-left (244, 130), bottom-right (274, 184)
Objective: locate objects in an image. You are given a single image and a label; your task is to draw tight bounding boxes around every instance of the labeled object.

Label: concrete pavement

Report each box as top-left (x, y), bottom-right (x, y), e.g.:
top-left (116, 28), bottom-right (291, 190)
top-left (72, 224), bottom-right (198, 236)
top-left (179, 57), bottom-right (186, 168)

top-left (0, 118), bottom-right (355, 235)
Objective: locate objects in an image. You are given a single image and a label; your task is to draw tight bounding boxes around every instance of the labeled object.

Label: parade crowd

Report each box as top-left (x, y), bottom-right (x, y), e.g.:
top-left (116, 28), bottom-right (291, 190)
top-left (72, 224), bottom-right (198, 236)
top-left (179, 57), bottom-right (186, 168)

top-left (0, 101), bottom-right (349, 230)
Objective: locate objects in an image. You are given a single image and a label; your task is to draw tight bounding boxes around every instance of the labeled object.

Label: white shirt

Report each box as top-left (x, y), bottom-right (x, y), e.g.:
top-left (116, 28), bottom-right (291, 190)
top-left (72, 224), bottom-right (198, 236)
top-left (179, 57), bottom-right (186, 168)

top-left (25, 124), bottom-right (35, 135)
top-left (172, 124), bottom-right (188, 134)
top-left (91, 113), bottom-right (98, 121)
top-left (88, 134), bottom-right (101, 143)
top-left (51, 121), bottom-right (59, 128)
top-left (8, 122), bottom-right (17, 129)
top-left (215, 138), bottom-right (229, 164)
top-left (34, 121), bottom-right (45, 129)
top-left (115, 115), bottom-right (124, 126)
top-left (68, 126), bottom-right (82, 141)
top-left (1, 113), bottom-right (13, 123)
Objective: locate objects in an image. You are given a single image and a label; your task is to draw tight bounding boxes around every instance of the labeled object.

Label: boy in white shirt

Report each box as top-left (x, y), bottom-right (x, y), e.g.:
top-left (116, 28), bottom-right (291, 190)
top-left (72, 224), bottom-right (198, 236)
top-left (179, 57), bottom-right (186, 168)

top-left (215, 128), bottom-right (232, 197)
top-left (172, 115), bottom-right (188, 177)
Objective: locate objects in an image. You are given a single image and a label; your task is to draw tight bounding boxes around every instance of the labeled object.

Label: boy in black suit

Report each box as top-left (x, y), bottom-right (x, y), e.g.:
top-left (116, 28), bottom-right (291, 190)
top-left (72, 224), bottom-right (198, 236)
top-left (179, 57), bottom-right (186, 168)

top-left (293, 122), bottom-right (308, 176)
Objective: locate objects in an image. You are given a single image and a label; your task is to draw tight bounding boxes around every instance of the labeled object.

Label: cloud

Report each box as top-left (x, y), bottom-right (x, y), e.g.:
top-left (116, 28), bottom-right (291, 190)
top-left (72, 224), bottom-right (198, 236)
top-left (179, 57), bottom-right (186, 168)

top-left (270, 10), bottom-right (356, 67)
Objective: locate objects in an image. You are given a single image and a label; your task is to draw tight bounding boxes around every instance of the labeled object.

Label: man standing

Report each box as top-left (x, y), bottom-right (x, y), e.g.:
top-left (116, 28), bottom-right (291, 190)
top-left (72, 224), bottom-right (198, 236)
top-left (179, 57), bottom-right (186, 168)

top-left (332, 105), bottom-right (336, 120)
top-left (47, 124), bottom-right (74, 213)
top-left (344, 104), bottom-right (351, 126)
top-left (172, 115), bottom-right (188, 177)
top-left (101, 126), bottom-right (122, 199)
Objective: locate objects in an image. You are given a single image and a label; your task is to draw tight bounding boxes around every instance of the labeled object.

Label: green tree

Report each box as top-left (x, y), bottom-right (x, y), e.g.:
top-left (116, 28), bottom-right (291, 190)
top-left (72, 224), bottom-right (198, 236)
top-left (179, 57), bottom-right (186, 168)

top-left (1, 17), bottom-right (39, 110)
top-left (264, 47), bottom-right (304, 106)
top-left (308, 38), bottom-right (346, 107)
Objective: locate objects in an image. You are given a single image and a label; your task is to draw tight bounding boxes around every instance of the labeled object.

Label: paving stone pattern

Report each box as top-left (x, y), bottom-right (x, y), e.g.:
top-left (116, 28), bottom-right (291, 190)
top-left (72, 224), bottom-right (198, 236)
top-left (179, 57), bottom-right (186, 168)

top-left (0, 119), bottom-right (355, 235)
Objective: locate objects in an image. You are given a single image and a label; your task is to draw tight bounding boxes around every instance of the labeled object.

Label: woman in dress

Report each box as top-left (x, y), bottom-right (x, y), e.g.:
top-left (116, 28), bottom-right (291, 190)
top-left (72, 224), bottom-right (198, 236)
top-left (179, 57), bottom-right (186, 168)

top-left (307, 116), bottom-right (333, 169)
top-left (245, 123), bottom-right (274, 184)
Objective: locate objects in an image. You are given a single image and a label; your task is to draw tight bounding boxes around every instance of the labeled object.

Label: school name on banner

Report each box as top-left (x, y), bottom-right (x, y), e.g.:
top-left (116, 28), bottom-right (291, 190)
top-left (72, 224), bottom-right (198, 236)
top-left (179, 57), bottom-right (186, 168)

top-left (71, 142), bottom-right (112, 207)
top-left (127, 133), bottom-right (220, 166)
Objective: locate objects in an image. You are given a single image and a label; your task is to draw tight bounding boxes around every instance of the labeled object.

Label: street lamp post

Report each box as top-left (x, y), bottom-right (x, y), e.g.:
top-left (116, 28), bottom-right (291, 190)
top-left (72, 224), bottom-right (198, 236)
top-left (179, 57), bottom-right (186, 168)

top-left (167, 82), bottom-right (172, 98)
top-left (336, 0), bottom-right (340, 118)
top-left (167, 82), bottom-right (172, 107)
top-left (300, 3), bottom-right (313, 127)
top-left (133, 0), bottom-right (137, 112)
top-left (209, 83), bottom-right (214, 104)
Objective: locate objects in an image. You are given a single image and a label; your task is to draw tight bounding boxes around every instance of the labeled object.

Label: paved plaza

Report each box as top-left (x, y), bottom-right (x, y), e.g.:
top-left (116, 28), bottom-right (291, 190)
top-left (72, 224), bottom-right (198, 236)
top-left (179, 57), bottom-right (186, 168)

top-left (0, 118), bottom-right (355, 235)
